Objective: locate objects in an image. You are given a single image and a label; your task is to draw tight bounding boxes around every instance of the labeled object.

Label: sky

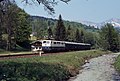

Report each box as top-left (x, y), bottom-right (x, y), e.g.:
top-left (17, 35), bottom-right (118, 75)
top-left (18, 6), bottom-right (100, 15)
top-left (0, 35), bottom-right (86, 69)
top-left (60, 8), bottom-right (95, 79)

top-left (16, 0), bottom-right (120, 23)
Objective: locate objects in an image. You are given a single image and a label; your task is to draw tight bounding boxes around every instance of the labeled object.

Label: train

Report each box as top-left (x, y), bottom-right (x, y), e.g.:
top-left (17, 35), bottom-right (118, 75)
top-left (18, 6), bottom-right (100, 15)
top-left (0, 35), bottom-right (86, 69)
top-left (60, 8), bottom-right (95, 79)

top-left (31, 40), bottom-right (91, 53)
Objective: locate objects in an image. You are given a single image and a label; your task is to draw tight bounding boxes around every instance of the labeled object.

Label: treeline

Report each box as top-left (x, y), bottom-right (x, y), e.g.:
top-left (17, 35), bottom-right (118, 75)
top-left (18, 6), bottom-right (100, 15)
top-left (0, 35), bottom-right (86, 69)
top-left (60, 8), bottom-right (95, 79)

top-left (0, 0), bottom-right (31, 51)
top-left (54, 15), bottom-right (93, 43)
top-left (30, 15), bottom-right (98, 39)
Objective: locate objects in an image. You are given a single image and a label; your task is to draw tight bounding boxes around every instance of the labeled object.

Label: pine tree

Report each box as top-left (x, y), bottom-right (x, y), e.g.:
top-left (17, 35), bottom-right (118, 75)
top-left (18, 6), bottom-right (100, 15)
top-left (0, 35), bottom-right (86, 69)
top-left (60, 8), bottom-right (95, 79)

top-left (98, 23), bottom-right (119, 52)
top-left (80, 30), bottom-right (84, 43)
top-left (48, 27), bottom-right (53, 39)
top-left (66, 25), bottom-right (72, 41)
top-left (55, 14), bottom-right (66, 41)
top-left (75, 28), bottom-right (80, 42)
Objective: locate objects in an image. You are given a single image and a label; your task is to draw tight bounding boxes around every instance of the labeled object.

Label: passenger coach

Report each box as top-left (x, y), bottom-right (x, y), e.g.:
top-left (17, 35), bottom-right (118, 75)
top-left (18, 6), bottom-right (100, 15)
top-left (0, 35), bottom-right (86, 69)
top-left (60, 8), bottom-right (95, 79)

top-left (65, 41), bottom-right (91, 51)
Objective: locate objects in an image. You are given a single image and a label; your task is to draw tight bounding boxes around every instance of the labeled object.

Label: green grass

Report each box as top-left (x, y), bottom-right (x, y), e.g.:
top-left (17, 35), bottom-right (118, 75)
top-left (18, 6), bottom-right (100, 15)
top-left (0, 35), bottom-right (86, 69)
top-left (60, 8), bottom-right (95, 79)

top-left (0, 49), bottom-right (10, 54)
top-left (0, 44), bottom-right (30, 55)
top-left (0, 50), bottom-right (32, 56)
top-left (0, 50), bottom-right (110, 81)
top-left (0, 47), bottom-right (31, 56)
top-left (114, 54), bottom-right (120, 73)
top-left (0, 50), bottom-right (109, 68)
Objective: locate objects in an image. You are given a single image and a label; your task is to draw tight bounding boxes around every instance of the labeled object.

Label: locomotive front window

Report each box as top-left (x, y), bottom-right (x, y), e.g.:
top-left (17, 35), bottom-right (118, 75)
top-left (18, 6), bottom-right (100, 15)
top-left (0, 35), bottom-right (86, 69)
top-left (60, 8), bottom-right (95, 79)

top-left (54, 42), bottom-right (56, 44)
top-left (46, 41), bottom-right (49, 44)
top-left (43, 41), bottom-right (46, 43)
top-left (32, 47), bottom-right (35, 49)
top-left (57, 42), bottom-right (60, 44)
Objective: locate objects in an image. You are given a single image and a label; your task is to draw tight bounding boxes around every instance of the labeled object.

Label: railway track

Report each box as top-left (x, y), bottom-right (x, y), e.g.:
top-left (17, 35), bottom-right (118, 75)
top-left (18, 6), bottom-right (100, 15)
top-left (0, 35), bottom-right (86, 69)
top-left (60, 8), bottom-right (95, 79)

top-left (0, 53), bottom-right (38, 60)
top-left (0, 51), bottom-right (69, 60)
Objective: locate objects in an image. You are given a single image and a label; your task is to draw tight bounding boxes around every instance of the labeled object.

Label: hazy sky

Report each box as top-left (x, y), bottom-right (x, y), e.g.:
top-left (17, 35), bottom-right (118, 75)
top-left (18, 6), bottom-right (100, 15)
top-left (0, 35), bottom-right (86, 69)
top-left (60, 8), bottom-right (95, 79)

top-left (16, 0), bottom-right (120, 23)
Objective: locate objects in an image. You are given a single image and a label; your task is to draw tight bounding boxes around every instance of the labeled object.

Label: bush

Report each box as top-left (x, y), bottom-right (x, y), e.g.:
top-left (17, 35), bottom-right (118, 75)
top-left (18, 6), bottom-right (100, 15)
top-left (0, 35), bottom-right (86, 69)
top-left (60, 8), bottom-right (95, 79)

top-left (114, 55), bottom-right (120, 73)
top-left (0, 62), bottom-right (70, 81)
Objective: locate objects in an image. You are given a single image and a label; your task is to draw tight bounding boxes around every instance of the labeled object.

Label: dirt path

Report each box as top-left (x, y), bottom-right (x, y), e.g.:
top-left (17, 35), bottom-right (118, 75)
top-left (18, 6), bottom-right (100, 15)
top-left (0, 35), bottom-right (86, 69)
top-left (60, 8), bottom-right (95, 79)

top-left (69, 53), bottom-right (120, 81)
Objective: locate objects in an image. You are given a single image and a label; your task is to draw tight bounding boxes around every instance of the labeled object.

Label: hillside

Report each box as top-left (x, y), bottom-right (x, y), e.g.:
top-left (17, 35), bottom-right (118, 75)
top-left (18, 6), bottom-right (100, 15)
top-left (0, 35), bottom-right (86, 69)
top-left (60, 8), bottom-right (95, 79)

top-left (80, 18), bottom-right (120, 33)
top-left (30, 16), bottom-right (99, 34)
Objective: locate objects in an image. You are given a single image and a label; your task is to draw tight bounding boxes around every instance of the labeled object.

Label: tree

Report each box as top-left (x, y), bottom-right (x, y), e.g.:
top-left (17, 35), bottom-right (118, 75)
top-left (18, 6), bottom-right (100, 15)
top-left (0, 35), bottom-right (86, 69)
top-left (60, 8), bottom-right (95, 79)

top-left (1, 1), bottom-right (18, 50)
top-left (0, 1), bottom-right (31, 50)
top-left (75, 28), bottom-right (80, 42)
top-left (98, 23), bottom-right (119, 52)
top-left (55, 14), bottom-right (66, 41)
top-left (0, 0), bottom-right (71, 14)
top-left (66, 25), bottom-right (73, 41)
top-left (0, 3), bottom-right (4, 48)
top-left (48, 27), bottom-right (53, 39)
top-left (80, 30), bottom-right (84, 43)
top-left (84, 31), bottom-right (95, 46)
top-left (14, 8), bottom-right (32, 49)
top-left (31, 18), bottom-right (47, 39)
top-left (16, 9), bottom-right (31, 42)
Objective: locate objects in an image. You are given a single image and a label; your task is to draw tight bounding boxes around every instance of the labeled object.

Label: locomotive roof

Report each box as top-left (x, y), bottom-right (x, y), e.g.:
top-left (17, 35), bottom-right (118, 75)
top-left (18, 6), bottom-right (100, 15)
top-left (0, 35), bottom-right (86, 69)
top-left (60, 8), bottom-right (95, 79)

top-left (41, 40), bottom-right (65, 42)
top-left (43, 40), bottom-right (91, 45)
top-left (65, 41), bottom-right (90, 45)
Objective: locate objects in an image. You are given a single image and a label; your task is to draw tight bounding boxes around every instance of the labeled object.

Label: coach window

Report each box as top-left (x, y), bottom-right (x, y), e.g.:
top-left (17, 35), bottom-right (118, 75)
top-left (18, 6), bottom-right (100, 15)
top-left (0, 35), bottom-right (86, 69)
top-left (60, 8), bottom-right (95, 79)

top-left (57, 42), bottom-right (60, 44)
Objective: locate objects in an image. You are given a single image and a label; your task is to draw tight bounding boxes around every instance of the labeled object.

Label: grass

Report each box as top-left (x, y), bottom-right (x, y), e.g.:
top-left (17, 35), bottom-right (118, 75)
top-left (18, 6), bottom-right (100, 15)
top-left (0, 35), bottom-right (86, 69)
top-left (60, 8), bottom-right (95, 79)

top-left (0, 47), bottom-right (32, 56)
top-left (114, 54), bottom-right (120, 73)
top-left (0, 50), bottom-right (32, 56)
top-left (0, 50), bottom-right (110, 81)
top-left (0, 49), bottom-right (11, 54)
top-left (0, 44), bottom-right (30, 55)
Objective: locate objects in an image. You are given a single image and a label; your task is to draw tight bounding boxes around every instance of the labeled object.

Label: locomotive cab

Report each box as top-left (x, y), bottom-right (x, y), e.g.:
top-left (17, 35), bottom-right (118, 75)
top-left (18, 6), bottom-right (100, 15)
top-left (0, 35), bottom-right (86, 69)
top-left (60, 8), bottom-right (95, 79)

top-left (41, 40), bottom-right (65, 52)
top-left (31, 41), bottom-right (42, 53)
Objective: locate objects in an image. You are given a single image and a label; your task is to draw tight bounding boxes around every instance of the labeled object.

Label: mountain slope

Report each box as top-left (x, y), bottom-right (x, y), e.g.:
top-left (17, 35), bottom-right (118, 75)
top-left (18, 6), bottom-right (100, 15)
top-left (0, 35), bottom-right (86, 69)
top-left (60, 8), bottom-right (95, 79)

top-left (30, 15), bottom-right (99, 32)
top-left (80, 18), bottom-right (120, 29)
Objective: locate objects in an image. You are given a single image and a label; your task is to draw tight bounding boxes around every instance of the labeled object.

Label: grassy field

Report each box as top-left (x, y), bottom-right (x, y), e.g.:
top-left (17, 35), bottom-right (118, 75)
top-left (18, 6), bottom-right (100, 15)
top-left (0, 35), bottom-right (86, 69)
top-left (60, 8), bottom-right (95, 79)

top-left (0, 50), bottom-right (110, 81)
top-left (0, 48), bottom-right (32, 56)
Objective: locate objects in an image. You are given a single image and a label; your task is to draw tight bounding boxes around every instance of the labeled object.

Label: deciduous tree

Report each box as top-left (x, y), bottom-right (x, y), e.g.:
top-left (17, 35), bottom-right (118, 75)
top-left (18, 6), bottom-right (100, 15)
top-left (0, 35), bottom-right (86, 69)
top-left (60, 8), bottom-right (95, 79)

top-left (0, 1), bottom-right (31, 50)
top-left (16, 9), bottom-right (31, 42)
top-left (0, 0), bottom-right (71, 14)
